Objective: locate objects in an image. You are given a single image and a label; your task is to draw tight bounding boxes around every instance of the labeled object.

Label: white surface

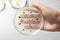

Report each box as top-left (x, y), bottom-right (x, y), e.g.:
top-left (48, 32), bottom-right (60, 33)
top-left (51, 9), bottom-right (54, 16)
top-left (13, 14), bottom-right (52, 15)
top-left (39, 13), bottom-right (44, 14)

top-left (0, 0), bottom-right (60, 40)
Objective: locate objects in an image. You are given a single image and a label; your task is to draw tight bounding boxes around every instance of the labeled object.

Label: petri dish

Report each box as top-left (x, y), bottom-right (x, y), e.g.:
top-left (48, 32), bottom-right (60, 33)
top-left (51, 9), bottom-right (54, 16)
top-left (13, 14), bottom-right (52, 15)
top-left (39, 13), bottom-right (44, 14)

top-left (14, 7), bottom-right (44, 35)
top-left (0, 0), bottom-right (5, 11)
top-left (9, 0), bottom-right (26, 9)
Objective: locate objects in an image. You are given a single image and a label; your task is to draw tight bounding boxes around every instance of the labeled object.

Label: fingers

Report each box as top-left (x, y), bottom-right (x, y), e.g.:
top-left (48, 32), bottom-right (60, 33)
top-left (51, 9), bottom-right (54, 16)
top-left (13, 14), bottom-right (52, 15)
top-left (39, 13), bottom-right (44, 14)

top-left (20, 18), bottom-right (41, 24)
top-left (20, 13), bottom-right (41, 18)
top-left (22, 7), bottom-right (41, 17)
top-left (24, 24), bottom-right (39, 29)
top-left (23, 7), bottom-right (44, 30)
top-left (19, 8), bottom-right (43, 29)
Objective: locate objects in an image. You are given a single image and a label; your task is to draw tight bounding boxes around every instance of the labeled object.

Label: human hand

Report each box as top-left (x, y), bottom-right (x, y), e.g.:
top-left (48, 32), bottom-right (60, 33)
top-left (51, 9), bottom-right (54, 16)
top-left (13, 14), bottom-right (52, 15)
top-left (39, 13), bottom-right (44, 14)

top-left (32, 2), bottom-right (60, 32)
top-left (22, 2), bottom-right (60, 32)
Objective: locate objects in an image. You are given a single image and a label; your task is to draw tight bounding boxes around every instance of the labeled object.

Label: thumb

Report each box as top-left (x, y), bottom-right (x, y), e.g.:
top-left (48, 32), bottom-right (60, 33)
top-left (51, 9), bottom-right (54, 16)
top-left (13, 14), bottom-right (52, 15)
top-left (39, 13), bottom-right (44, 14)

top-left (32, 2), bottom-right (47, 30)
top-left (32, 2), bottom-right (48, 11)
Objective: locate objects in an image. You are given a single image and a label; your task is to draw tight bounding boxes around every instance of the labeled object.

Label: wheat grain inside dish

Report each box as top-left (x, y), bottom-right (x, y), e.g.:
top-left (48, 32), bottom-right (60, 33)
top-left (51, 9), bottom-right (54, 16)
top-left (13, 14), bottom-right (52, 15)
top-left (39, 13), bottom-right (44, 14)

top-left (14, 8), bottom-right (44, 35)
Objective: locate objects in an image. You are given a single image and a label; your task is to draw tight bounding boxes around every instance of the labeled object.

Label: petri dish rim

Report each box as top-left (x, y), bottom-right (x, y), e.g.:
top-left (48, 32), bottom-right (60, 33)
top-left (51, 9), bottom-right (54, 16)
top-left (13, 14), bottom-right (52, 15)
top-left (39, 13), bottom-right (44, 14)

top-left (0, 2), bottom-right (6, 12)
top-left (13, 8), bottom-right (44, 35)
top-left (8, 0), bottom-right (27, 9)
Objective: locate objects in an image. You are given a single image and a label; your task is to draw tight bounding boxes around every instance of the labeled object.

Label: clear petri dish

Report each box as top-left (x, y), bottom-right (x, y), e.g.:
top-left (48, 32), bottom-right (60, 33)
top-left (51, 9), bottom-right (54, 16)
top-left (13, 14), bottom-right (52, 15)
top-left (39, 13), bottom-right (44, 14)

top-left (9, 0), bottom-right (26, 9)
top-left (0, 0), bottom-right (5, 11)
top-left (14, 7), bottom-right (44, 35)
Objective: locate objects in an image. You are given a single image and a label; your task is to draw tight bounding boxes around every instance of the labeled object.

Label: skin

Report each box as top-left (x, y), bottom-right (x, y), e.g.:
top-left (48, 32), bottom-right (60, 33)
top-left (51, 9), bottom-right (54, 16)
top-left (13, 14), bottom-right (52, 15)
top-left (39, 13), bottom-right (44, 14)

top-left (23, 2), bottom-right (60, 32)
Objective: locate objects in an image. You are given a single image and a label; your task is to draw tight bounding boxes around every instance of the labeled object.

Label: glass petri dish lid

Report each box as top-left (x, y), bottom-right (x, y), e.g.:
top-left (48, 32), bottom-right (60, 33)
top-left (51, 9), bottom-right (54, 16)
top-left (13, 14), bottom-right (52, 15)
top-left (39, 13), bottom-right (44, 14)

top-left (9, 0), bottom-right (26, 9)
top-left (0, 0), bottom-right (5, 11)
top-left (14, 7), bottom-right (44, 35)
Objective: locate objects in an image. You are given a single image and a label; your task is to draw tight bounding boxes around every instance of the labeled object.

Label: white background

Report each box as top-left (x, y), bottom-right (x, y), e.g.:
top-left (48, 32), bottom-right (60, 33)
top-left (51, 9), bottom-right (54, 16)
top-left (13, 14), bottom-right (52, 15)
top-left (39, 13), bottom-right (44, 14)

top-left (0, 0), bottom-right (60, 40)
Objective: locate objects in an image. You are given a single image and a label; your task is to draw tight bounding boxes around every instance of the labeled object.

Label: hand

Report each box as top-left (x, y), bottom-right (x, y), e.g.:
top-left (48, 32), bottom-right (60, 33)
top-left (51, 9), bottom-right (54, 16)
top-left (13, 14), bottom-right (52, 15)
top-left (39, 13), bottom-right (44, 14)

top-left (32, 2), bottom-right (60, 32)
top-left (23, 2), bottom-right (60, 32)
